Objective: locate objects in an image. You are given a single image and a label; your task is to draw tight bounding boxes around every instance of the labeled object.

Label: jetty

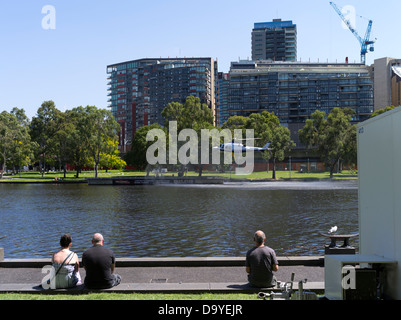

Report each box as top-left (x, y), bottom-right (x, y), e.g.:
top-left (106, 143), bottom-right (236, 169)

top-left (87, 176), bottom-right (226, 186)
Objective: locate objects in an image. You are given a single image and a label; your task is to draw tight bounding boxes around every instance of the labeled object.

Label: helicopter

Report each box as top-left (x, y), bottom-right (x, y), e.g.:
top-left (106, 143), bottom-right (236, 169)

top-left (213, 139), bottom-right (272, 153)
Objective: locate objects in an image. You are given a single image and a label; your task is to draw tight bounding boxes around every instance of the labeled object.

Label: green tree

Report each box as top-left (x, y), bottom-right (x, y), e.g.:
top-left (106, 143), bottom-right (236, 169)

top-left (222, 116), bottom-right (250, 145)
top-left (0, 109), bottom-right (32, 178)
top-left (370, 105), bottom-right (397, 118)
top-left (51, 110), bottom-right (77, 178)
top-left (269, 125), bottom-right (295, 179)
top-left (162, 96), bottom-right (214, 131)
top-left (71, 106), bottom-right (120, 178)
top-left (160, 102), bottom-right (185, 130)
top-left (30, 101), bottom-right (62, 176)
top-left (125, 123), bottom-right (165, 171)
top-left (64, 109), bottom-right (92, 178)
top-left (7, 108), bottom-right (35, 174)
top-left (245, 111), bottom-right (294, 179)
top-left (100, 139), bottom-right (127, 171)
top-left (299, 107), bottom-right (356, 178)
top-left (162, 96), bottom-right (214, 176)
top-left (222, 116), bottom-right (248, 132)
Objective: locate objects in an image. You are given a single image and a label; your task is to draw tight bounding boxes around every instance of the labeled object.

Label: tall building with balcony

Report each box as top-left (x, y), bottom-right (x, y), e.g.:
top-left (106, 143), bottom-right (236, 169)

top-left (251, 19), bottom-right (297, 62)
top-left (107, 58), bottom-right (218, 151)
top-left (225, 60), bottom-right (374, 147)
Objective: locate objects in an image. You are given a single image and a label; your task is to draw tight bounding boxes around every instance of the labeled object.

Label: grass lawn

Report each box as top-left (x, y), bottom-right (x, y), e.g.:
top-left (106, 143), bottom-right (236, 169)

top-left (0, 292), bottom-right (257, 300)
top-left (0, 169), bottom-right (357, 183)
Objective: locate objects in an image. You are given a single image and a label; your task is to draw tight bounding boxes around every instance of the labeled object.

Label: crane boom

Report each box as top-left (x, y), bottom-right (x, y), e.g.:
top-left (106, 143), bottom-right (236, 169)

top-left (329, 2), bottom-right (375, 64)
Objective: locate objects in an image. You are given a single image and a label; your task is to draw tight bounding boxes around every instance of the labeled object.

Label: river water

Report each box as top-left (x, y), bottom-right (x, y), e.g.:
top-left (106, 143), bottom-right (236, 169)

top-left (0, 180), bottom-right (359, 259)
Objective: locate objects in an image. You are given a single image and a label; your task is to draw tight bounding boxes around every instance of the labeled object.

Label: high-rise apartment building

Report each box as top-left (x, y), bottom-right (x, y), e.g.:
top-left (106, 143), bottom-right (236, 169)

top-left (251, 19), bottom-right (297, 62)
top-left (107, 58), bottom-right (218, 151)
top-left (217, 72), bottom-right (229, 127)
top-left (224, 60), bottom-right (374, 147)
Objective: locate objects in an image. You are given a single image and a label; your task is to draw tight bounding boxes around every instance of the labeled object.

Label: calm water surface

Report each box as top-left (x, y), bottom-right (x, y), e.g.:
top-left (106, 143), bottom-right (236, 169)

top-left (0, 181), bottom-right (359, 258)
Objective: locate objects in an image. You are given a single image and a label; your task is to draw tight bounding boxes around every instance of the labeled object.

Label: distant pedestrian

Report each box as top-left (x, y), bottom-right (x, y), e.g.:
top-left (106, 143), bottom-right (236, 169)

top-left (82, 233), bottom-right (121, 289)
top-left (246, 230), bottom-right (279, 288)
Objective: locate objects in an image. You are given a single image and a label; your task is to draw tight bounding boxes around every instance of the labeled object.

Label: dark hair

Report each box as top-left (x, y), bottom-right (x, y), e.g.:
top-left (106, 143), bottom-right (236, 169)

top-left (60, 234), bottom-right (72, 248)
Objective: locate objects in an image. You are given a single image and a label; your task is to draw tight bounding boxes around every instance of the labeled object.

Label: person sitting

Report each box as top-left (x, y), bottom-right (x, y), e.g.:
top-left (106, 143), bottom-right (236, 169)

top-left (51, 234), bottom-right (81, 288)
top-left (82, 233), bottom-right (121, 289)
top-left (246, 230), bottom-right (279, 288)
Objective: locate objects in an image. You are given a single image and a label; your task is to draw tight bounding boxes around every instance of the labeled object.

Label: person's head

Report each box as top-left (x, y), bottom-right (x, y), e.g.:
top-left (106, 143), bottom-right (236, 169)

top-left (253, 230), bottom-right (266, 246)
top-left (60, 234), bottom-right (72, 249)
top-left (91, 233), bottom-right (104, 246)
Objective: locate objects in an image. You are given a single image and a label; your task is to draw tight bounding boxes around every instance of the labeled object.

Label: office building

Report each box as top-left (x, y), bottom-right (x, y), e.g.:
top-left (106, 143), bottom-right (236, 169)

top-left (225, 60), bottom-right (374, 147)
top-left (217, 72), bottom-right (229, 127)
top-left (107, 58), bottom-right (218, 151)
top-left (371, 57), bottom-right (401, 111)
top-left (251, 19), bottom-right (297, 62)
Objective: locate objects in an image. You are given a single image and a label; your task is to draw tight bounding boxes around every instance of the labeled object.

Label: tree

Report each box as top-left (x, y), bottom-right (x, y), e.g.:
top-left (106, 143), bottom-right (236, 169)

top-left (245, 111), bottom-right (294, 179)
top-left (370, 105), bottom-right (398, 118)
top-left (30, 101), bottom-right (62, 176)
top-left (299, 107), bottom-right (356, 178)
top-left (0, 109), bottom-right (32, 178)
top-left (100, 139), bottom-right (127, 171)
top-left (51, 110), bottom-right (77, 178)
top-left (222, 116), bottom-right (248, 132)
top-left (71, 106), bottom-right (120, 178)
top-left (161, 96), bottom-right (214, 176)
top-left (125, 123), bottom-right (165, 171)
top-left (64, 109), bottom-right (92, 178)
top-left (160, 102), bottom-right (184, 130)
top-left (162, 96), bottom-right (214, 132)
top-left (269, 125), bottom-right (295, 179)
top-left (7, 108), bottom-right (35, 174)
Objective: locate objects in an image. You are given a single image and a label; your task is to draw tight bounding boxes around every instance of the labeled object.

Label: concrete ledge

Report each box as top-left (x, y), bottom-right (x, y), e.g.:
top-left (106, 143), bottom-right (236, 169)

top-left (0, 282), bottom-right (325, 294)
top-left (0, 248), bottom-right (3, 262)
top-left (0, 256), bottom-right (325, 295)
top-left (0, 256), bottom-right (324, 268)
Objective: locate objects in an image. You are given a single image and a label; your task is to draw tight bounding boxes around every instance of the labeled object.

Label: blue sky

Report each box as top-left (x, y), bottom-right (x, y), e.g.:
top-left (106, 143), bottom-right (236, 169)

top-left (0, 0), bottom-right (400, 119)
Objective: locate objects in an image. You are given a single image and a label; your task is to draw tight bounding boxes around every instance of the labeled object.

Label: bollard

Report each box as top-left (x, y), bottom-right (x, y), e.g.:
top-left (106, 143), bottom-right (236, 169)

top-left (321, 233), bottom-right (359, 255)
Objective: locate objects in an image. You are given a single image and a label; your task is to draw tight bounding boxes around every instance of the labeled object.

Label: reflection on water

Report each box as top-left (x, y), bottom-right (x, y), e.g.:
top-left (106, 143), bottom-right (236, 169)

top-left (0, 181), bottom-right (359, 258)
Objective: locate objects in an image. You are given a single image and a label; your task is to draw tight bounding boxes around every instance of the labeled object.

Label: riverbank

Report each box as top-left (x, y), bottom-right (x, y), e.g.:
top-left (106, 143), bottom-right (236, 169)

top-left (0, 170), bottom-right (358, 184)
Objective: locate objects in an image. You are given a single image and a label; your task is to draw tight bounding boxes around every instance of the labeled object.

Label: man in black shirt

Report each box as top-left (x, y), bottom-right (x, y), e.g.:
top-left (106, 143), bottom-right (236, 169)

top-left (246, 230), bottom-right (279, 288)
top-left (82, 233), bottom-right (122, 289)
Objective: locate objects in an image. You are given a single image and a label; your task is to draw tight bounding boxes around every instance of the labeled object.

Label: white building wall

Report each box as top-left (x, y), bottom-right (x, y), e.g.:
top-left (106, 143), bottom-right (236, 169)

top-left (357, 107), bottom-right (401, 299)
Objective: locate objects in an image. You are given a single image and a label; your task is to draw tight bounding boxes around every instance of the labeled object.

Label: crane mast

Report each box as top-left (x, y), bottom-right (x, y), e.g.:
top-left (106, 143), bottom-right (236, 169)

top-left (330, 2), bottom-right (375, 64)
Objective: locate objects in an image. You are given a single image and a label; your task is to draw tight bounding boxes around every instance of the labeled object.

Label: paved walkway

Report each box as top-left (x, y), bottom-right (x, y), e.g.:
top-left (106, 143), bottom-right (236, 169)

top-left (0, 257), bottom-right (325, 294)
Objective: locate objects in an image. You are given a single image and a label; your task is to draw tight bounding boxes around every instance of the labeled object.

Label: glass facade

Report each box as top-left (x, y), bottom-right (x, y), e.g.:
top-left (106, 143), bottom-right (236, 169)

top-left (107, 58), bottom-right (218, 151)
top-left (222, 61), bottom-right (374, 147)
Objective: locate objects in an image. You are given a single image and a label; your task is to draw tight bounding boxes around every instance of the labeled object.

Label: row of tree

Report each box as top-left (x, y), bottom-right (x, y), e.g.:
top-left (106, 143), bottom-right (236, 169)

top-left (0, 101), bottom-right (125, 179)
top-left (299, 105), bottom-right (399, 178)
top-left (126, 96), bottom-right (365, 179)
top-left (126, 96), bottom-right (295, 179)
top-left (3, 96), bottom-right (384, 180)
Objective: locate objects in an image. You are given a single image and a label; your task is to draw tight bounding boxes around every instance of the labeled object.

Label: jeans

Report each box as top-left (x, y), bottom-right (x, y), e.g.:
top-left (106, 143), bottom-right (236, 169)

top-left (111, 273), bottom-right (122, 287)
